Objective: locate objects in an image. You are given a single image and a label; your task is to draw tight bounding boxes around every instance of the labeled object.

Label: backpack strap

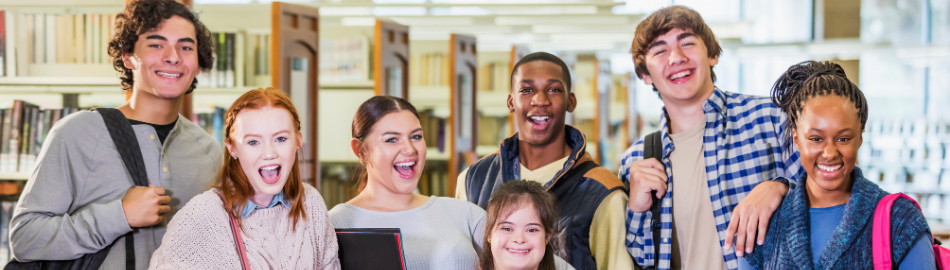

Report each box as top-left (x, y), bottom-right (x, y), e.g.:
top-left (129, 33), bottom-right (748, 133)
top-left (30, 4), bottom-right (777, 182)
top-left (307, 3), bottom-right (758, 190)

top-left (872, 193), bottom-right (923, 270)
top-left (643, 131), bottom-right (663, 270)
top-left (216, 192), bottom-right (251, 270)
top-left (96, 108), bottom-right (150, 270)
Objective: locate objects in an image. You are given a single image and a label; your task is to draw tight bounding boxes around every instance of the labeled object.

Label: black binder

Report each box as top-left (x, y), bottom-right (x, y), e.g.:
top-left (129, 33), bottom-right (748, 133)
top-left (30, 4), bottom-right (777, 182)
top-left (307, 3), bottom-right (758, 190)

top-left (335, 228), bottom-right (407, 270)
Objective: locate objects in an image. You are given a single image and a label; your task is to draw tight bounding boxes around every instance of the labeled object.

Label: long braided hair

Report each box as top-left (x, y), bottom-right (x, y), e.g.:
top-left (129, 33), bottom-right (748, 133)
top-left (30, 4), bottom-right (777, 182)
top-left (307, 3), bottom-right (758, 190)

top-left (771, 61), bottom-right (869, 146)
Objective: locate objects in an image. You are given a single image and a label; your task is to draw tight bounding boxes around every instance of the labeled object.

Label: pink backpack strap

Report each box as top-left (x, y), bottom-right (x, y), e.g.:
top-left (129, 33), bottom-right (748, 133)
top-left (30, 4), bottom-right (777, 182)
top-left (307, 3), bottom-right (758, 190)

top-left (217, 192), bottom-right (252, 270)
top-left (872, 193), bottom-right (923, 270)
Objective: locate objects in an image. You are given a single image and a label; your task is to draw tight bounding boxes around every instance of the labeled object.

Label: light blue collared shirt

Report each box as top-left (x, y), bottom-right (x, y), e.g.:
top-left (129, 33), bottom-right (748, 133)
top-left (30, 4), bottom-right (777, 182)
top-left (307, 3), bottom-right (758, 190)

top-left (239, 191), bottom-right (289, 218)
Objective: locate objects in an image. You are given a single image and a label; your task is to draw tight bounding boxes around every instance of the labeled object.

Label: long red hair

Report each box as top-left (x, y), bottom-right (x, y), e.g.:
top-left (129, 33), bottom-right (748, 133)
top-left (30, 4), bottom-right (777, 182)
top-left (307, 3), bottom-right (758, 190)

top-left (214, 87), bottom-right (306, 230)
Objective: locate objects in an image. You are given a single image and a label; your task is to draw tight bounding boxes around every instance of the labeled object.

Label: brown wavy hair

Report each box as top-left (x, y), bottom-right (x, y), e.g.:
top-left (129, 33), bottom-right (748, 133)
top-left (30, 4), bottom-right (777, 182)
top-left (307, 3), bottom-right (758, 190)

top-left (631, 5), bottom-right (723, 91)
top-left (215, 88), bottom-right (306, 230)
top-left (108, 0), bottom-right (215, 94)
top-left (351, 95), bottom-right (421, 193)
top-left (480, 181), bottom-right (560, 270)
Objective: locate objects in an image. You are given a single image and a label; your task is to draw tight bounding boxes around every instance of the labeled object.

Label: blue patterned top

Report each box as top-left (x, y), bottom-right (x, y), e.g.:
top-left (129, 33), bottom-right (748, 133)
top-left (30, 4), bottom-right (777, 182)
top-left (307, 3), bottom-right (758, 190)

top-left (618, 88), bottom-right (801, 270)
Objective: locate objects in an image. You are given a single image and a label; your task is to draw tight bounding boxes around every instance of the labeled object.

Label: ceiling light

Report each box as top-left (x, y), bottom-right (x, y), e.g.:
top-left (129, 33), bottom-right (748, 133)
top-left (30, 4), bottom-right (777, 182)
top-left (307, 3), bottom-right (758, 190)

top-left (390, 17), bottom-right (475, 25)
top-left (373, 7), bottom-right (427, 16)
top-left (495, 16), bottom-right (628, 25)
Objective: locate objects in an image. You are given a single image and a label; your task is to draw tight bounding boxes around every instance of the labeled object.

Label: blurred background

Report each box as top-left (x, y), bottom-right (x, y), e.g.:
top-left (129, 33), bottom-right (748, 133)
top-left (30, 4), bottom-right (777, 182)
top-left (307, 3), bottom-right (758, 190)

top-left (0, 0), bottom-right (947, 253)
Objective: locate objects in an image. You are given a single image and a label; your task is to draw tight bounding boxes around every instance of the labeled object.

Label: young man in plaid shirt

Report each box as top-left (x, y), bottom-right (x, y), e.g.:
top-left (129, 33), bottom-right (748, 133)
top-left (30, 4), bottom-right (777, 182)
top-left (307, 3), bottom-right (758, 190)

top-left (620, 6), bottom-right (801, 270)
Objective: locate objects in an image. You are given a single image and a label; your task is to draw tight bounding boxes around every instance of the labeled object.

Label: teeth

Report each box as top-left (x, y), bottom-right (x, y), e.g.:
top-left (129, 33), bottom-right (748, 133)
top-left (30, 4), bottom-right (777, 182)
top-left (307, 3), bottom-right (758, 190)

top-left (529, 116), bottom-right (550, 121)
top-left (669, 70), bottom-right (691, 80)
top-left (507, 249), bottom-right (529, 253)
top-left (261, 165), bottom-right (279, 170)
top-left (395, 162), bottom-right (415, 167)
top-left (157, 72), bottom-right (181, 78)
top-left (817, 164), bottom-right (841, 172)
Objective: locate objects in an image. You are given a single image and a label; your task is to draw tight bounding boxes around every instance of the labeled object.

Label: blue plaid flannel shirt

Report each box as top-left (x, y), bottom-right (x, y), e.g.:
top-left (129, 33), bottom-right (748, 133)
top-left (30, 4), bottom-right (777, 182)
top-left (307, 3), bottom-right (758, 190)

top-left (618, 89), bottom-right (801, 270)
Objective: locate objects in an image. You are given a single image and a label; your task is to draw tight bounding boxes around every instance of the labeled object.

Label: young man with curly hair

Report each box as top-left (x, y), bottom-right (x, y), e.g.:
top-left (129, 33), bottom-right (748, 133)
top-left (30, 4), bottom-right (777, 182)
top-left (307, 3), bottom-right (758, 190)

top-left (620, 5), bottom-right (801, 270)
top-left (9, 0), bottom-right (221, 268)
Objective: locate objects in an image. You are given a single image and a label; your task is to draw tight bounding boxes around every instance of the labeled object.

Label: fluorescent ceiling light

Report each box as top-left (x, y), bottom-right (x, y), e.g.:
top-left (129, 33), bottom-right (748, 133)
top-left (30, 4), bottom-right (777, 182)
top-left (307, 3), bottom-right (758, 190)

top-left (610, 0), bottom-right (670, 14)
top-left (411, 25), bottom-right (514, 33)
top-left (430, 6), bottom-right (596, 15)
top-left (475, 33), bottom-right (548, 43)
top-left (373, 0), bottom-right (427, 3)
top-left (390, 17), bottom-right (475, 25)
top-left (430, 0), bottom-right (616, 3)
top-left (550, 33), bottom-right (633, 42)
top-left (529, 42), bottom-right (618, 51)
top-left (532, 24), bottom-right (635, 33)
top-left (340, 17), bottom-right (377, 26)
top-left (495, 16), bottom-right (628, 25)
top-left (320, 7), bottom-right (374, 16)
top-left (373, 7), bottom-right (427, 16)
top-left (430, 7), bottom-right (492, 16)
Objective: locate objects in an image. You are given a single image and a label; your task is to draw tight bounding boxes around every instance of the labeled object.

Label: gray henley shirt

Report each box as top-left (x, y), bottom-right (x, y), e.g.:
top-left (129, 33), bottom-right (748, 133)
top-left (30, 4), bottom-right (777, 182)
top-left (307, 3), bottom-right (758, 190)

top-left (9, 111), bottom-right (223, 269)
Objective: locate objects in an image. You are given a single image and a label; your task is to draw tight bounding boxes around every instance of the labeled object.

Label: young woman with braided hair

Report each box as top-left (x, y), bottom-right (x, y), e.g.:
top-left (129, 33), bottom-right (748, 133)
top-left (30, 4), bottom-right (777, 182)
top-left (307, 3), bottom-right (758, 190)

top-left (738, 61), bottom-right (936, 269)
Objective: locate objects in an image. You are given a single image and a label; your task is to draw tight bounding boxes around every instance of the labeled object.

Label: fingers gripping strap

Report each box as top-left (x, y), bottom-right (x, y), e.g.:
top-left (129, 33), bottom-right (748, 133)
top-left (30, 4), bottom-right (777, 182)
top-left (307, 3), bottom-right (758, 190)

top-left (97, 108), bottom-right (151, 270)
top-left (872, 193), bottom-right (922, 270)
top-left (644, 131), bottom-right (663, 269)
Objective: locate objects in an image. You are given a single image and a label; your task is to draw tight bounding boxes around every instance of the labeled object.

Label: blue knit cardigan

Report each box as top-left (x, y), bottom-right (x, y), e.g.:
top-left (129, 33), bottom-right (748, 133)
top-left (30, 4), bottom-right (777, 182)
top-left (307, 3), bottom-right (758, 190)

top-left (744, 167), bottom-right (931, 269)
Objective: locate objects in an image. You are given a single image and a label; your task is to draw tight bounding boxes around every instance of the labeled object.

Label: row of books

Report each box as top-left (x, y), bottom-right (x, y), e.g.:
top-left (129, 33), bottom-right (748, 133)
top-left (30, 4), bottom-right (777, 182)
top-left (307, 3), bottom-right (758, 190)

top-left (417, 109), bottom-right (446, 150)
top-left (477, 114), bottom-right (509, 147)
top-left (476, 62), bottom-right (510, 92)
top-left (20, 12), bottom-right (116, 65)
top-left (0, 101), bottom-right (78, 174)
top-left (191, 107), bottom-right (226, 144)
top-left (1, 11), bottom-right (7, 76)
top-left (319, 37), bottom-right (369, 84)
top-left (196, 32), bottom-right (237, 88)
top-left (409, 53), bottom-right (451, 87)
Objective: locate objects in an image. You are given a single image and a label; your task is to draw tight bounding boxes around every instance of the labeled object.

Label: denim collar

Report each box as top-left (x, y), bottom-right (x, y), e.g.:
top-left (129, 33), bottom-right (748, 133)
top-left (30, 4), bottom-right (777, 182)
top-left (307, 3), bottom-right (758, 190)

top-left (239, 191), bottom-right (289, 218)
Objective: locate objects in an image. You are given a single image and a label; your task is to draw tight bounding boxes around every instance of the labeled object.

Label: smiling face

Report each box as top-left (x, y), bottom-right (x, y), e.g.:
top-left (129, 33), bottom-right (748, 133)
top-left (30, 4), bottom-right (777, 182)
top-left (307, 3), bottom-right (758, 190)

top-left (793, 95), bottom-right (863, 200)
top-left (508, 61), bottom-right (577, 146)
top-left (641, 27), bottom-right (718, 105)
top-left (489, 202), bottom-right (547, 270)
top-left (226, 106), bottom-right (302, 206)
top-left (358, 110), bottom-right (427, 194)
top-left (122, 15), bottom-right (200, 100)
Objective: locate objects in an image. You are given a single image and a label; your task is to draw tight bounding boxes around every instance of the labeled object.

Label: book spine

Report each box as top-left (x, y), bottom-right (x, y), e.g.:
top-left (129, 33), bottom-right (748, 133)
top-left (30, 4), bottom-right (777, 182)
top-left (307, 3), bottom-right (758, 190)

top-left (0, 109), bottom-right (9, 173)
top-left (6, 101), bottom-right (22, 173)
top-left (45, 14), bottom-right (55, 64)
top-left (226, 33), bottom-right (235, 88)
top-left (75, 14), bottom-right (84, 64)
top-left (31, 14), bottom-right (42, 64)
top-left (85, 14), bottom-right (92, 64)
top-left (0, 11), bottom-right (5, 76)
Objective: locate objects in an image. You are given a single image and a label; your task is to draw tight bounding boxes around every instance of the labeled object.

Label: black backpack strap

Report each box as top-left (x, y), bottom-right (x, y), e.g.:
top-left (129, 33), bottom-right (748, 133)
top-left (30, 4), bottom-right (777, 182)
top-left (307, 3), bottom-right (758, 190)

top-left (96, 108), bottom-right (149, 270)
top-left (643, 131), bottom-right (663, 270)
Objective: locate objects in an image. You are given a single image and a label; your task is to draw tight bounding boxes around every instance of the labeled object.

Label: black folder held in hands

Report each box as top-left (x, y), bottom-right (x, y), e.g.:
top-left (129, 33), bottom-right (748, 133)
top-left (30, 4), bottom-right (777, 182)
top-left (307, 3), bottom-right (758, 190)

top-left (335, 228), bottom-right (407, 270)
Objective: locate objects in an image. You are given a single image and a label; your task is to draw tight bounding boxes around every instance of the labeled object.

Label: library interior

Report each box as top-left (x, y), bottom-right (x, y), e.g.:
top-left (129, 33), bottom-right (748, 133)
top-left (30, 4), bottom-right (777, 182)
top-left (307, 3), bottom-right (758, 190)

top-left (1, 0), bottom-right (949, 262)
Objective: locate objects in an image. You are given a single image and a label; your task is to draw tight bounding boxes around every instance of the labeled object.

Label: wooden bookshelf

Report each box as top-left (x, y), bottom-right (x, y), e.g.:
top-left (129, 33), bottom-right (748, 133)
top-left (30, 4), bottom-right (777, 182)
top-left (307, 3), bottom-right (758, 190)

top-left (373, 20), bottom-right (409, 99)
top-left (448, 33), bottom-right (477, 197)
top-left (271, 2), bottom-right (320, 187)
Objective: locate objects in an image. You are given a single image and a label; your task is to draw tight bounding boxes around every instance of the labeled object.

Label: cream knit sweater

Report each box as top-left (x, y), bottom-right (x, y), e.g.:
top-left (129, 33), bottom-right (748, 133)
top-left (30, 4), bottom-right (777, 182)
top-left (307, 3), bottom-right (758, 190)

top-left (149, 185), bottom-right (341, 270)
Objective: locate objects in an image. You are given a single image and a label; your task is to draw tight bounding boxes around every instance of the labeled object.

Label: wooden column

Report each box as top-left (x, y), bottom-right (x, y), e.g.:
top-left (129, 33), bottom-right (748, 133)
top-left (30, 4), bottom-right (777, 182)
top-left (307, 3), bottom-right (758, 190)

top-left (373, 21), bottom-right (410, 99)
top-left (448, 34), bottom-right (477, 197)
top-left (271, 2), bottom-right (321, 187)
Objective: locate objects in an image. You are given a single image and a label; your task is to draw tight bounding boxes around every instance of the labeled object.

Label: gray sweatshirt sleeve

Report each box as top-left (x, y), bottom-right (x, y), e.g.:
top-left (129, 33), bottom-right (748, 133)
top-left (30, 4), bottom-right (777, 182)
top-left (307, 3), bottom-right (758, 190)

top-left (10, 116), bottom-right (133, 261)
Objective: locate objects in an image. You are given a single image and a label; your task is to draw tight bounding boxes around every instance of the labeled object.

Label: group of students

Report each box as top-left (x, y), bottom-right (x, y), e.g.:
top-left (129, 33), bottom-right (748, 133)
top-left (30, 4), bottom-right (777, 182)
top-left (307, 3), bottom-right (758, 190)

top-left (4, 0), bottom-right (943, 269)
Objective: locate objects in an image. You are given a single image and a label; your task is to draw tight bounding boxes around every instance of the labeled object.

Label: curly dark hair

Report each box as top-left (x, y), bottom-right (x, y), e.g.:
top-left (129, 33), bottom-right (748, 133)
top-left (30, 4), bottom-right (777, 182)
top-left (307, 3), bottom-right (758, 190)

top-left (771, 61), bottom-right (869, 147)
top-left (108, 0), bottom-right (214, 94)
top-left (631, 5), bottom-right (723, 92)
